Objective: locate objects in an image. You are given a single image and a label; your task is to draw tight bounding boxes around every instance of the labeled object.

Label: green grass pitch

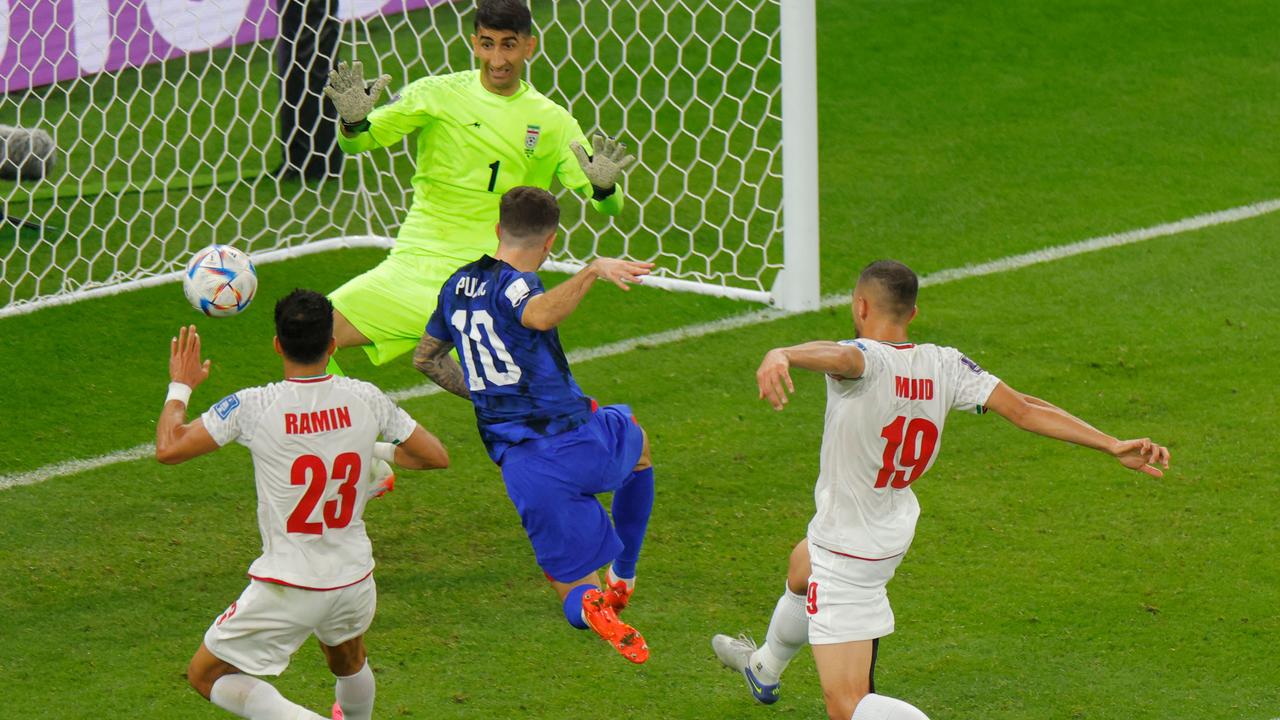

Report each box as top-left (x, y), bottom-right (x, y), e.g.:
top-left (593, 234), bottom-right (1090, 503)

top-left (2, 1), bottom-right (1279, 718)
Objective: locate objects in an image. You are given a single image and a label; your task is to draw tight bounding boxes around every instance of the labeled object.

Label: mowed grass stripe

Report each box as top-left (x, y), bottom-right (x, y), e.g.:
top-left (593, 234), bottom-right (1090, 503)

top-left (4, 195), bottom-right (1275, 491)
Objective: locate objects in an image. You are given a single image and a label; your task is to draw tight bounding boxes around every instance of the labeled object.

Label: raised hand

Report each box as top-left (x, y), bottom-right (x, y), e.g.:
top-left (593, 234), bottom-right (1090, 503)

top-left (571, 133), bottom-right (636, 190)
top-left (1110, 437), bottom-right (1171, 478)
top-left (323, 61), bottom-right (391, 126)
top-left (170, 324), bottom-right (211, 390)
top-left (589, 257), bottom-right (654, 291)
top-left (756, 348), bottom-right (795, 411)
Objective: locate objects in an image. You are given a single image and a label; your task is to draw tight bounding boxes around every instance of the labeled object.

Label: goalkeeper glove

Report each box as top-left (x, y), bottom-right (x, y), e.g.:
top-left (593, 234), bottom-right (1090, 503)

top-left (323, 61), bottom-right (391, 133)
top-left (571, 134), bottom-right (635, 198)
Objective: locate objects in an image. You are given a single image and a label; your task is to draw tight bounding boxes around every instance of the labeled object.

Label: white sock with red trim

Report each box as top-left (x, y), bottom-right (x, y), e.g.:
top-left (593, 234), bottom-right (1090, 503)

top-left (209, 673), bottom-right (325, 719)
top-left (749, 584), bottom-right (809, 683)
top-left (850, 693), bottom-right (929, 719)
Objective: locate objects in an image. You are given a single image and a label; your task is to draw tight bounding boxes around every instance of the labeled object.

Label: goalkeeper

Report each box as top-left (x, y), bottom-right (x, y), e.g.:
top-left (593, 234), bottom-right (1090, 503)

top-left (322, 0), bottom-right (633, 371)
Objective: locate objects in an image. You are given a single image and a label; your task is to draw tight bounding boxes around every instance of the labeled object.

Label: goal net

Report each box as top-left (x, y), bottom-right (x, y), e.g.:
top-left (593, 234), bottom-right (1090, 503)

top-left (0, 0), bottom-right (817, 317)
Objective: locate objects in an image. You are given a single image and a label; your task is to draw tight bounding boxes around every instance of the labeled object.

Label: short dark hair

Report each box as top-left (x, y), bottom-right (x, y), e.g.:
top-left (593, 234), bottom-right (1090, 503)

top-left (274, 289), bottom-right (334, 364)
top-left (499, 186), bottom-right (560, 245)
top-left (474, 0), bottom-right (532, 35)
top-left (858, 259), bottom-right (918, 319)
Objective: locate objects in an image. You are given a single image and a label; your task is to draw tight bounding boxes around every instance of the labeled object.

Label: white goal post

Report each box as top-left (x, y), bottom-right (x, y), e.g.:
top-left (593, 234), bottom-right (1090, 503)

top-left (0, 0), bottom-right (818, 318)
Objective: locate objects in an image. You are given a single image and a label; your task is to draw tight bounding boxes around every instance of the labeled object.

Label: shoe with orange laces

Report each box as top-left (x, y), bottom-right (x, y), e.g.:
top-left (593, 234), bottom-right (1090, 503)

top-left (331, 701), bottom-right (344, 719)
top-left (603, 569), bottom-right (634, 611)
top-left (581, 587), bottom-right (648, 663)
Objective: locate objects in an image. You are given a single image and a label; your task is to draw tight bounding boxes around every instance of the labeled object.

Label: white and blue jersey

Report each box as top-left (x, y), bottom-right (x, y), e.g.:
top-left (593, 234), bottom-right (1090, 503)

top-left (425, 255), bottom-right (594, 462)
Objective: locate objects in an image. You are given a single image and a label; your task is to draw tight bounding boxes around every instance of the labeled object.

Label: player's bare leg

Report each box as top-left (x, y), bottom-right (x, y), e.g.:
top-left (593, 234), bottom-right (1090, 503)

top-left (551, 573), bottom-right (649, 664)
top-left (331, 309), bottom-right (372, 349)
top-left (813, 639), bottom-right (926, 720)
top-left (322, 635), bottom-right (374, 720)
top-left (323, 309), bottom-right (371, 378)
top-left (711, 538), bottom-right (810, 704)
top-left (605, 427), bottom-right (653, 610)
top-left (189, 642), bottom-right (326, 719)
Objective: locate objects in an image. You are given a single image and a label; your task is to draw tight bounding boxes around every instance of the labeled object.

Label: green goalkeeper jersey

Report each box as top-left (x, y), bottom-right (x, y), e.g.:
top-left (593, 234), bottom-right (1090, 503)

top-left (337, 70), bottom-right (624, 263)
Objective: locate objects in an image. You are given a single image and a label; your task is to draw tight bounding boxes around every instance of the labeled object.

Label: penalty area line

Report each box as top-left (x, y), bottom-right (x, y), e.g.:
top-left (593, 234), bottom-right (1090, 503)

top-left (3, 196), bottom-right (1277, 491)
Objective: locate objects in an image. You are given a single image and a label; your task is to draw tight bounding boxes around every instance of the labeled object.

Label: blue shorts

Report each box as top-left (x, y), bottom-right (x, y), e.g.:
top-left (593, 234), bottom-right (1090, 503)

top-left (499, 404), bottom-right (645, 583)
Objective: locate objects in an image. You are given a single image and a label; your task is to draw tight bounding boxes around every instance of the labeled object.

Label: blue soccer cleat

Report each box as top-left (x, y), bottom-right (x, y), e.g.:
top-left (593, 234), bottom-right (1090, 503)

top-left (711, 633), bottom-right (780, 705)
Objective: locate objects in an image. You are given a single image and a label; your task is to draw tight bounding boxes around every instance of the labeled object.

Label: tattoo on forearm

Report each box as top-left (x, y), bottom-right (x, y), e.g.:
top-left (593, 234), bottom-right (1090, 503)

top-left (413, 338), bottom-right (471, 400)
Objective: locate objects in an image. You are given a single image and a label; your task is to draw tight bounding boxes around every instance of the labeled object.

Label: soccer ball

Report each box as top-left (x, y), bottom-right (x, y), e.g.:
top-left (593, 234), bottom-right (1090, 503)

top-left (182, 245), bottom-right (258, 317)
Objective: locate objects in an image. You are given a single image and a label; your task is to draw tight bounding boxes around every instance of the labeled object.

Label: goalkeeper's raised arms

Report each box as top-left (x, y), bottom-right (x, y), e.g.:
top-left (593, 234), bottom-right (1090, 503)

top-left (571, 134), bottom-right (636, 195)
top-left (324, 61), bottom-right (392, 130)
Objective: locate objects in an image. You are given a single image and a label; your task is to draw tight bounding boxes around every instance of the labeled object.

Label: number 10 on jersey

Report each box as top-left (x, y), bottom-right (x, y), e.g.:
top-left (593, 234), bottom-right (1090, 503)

top-left (451, 309), bottom-right (523, 391)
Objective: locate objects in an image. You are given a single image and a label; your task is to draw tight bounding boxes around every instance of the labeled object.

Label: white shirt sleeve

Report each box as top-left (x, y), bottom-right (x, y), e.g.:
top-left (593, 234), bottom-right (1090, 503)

top-left (947, 348), bottom-right (1000, 414)
top-left (348, 380), bottom-right (417, 443)
top-left (200, 387), bottom-right (261, 446)
top-left (826, 339), bottom-right (883, 397)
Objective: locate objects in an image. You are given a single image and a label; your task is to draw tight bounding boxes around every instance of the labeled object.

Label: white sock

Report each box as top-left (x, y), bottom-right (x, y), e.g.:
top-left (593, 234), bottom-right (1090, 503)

top-left (607, 564), bottom-right (635, 591)
top-left (851, 693), bottom-right (929, 720)
top-left (209, 673), bottom-right (325, 719)
top-left (748, 584), bottom-right (809, 683)
top-left (334, 660), bottom-right (376, 720)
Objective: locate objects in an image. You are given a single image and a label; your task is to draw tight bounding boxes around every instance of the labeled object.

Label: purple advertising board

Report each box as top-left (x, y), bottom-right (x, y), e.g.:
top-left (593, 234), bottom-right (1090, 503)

top-left (0, 0), bottom-right (446, 93)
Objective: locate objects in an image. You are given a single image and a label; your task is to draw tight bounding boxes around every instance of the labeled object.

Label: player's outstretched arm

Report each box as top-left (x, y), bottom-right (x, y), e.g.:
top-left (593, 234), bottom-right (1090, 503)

top-left (388, 425), bottom-right (450, 470)
top-left (983, 383), bottom-right (1170, 477)
top-left (756, 342), bottom-right (865, 411)
top-left (412, 334), bottom-right (471, 400)
top-left (521, 257), bottom-right (653, 331)
top-left (155, 325), bottom-right (220, 464)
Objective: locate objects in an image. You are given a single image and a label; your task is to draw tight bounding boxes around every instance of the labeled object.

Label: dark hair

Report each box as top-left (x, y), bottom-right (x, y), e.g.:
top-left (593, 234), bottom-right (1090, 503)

top-left (858, 259), bottom-right (918, 319)
top-left (499, 186), bottom-right (560, 245)
top-left (274, 289), bottom-right (334, 364)
top-left (474, 0), bottom-right (532, 35)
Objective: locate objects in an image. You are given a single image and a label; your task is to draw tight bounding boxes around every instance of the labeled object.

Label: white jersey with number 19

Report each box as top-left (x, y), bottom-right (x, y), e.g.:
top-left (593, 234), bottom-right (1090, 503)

top-left (201, 375), bottom-right (417, 590)
top-left (807, 339), bottom-right (1001, 560)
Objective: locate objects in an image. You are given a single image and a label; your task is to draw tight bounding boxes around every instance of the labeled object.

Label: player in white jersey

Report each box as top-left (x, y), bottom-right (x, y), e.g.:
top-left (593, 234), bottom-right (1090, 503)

top-left (712, 260), bottom-right (1170, 720)
top-left (154, 290), bottom-right (449, 720)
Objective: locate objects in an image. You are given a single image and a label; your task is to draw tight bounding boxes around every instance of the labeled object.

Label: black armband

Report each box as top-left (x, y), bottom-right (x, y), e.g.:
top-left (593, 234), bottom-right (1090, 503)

top-left (591, 184), bottom-right (617, 201)
top-left (341, 118), bottom-right (371, 134)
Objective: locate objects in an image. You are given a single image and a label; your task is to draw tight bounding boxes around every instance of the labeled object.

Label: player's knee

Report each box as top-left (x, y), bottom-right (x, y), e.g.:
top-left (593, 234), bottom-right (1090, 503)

top-left (822, 690), bottom-right (856, 720)
top-left (632, 427), bottom-right (652, 471)
top-left (186, 658), bottom-right (215, 699)
top-left (786, 540), bottom-right (811, 594)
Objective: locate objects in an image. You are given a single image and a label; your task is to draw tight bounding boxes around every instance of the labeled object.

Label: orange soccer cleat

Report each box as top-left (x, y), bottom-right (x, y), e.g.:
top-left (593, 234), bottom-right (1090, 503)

top-left (582, 587), bottom-right (648, 664)
top-left (603, 570), bottom-right (634, 611)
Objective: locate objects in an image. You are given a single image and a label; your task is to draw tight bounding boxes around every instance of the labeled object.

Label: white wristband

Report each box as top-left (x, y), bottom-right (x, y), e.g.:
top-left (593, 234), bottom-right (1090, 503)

top-left (166, 382), bottom-right (193, 406)
top-left (373, 442), bottom-right (397, 463)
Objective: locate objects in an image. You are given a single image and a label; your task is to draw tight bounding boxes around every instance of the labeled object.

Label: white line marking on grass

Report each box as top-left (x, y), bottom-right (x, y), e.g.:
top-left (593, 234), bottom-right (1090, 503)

top-left (0, 443), bottom-right (154, 491)
top-left (4, 197), bottom-right (1278, 490)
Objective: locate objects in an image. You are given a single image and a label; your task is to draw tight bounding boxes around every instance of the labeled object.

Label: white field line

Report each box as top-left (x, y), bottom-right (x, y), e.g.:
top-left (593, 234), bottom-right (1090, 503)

top-left (3, 197), bottom-right (1277, 491)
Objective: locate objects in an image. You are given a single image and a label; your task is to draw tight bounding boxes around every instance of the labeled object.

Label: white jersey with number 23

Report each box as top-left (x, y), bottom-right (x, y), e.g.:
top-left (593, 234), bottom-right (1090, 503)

top-left (201, 375), bottom-right (417, 590)
top-left (807, 339), bottom-right (1000, 560)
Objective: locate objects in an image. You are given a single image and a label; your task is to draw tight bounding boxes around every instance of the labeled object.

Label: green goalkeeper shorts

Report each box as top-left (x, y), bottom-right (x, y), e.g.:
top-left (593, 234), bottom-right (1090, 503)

top-left (329, 252), bottom-right (462, 366)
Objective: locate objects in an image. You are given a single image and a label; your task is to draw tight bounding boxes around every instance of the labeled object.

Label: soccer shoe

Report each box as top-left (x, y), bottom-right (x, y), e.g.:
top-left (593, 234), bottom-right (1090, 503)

top-left (582, 587), bottom-right (649, 664)
top-left (603, 569), bottom-right (634, 611)
top-left (368, 459), bottom-right (395, 500)
top-left (711, 633), bottom-right (780, 705)
top-left (331, 701), bottom-right (344, 720)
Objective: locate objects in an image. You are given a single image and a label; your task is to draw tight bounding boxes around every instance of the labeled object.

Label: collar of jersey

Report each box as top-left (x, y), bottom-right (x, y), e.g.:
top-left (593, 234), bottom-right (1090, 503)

top-left (471, 69), bottom-right (530, 102)
top-left (286, 374), bottom-right (333, 384)
top-left (882, 341), bottom-right (915, 349)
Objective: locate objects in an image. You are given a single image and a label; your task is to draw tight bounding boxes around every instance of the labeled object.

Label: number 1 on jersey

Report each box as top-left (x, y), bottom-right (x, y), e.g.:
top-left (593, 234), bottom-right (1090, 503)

top-left (875, 416), bottom-right (939, 489)
top-left (487, 160), bottom-right (500, 192)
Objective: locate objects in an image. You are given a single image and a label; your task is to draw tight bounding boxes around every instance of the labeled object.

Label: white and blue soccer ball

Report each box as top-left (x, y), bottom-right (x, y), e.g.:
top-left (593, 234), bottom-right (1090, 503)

top-left (182, 244), bottom-right (258, 317)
